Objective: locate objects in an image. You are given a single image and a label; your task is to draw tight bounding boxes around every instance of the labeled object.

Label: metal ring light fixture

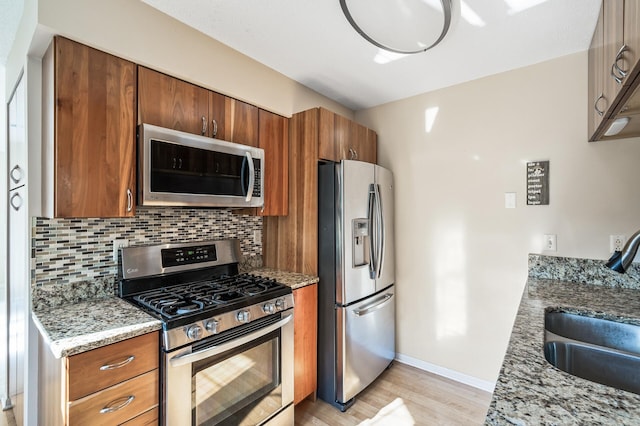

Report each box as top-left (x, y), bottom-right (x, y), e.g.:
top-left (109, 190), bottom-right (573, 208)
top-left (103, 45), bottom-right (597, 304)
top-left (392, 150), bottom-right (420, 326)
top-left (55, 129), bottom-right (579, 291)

top-left (340, 0), bottom-right (452, 54)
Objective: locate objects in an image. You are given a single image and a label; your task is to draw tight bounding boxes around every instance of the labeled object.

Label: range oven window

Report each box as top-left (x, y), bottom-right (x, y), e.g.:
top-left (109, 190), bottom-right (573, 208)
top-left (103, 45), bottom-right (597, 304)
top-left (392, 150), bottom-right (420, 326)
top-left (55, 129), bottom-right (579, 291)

top-left (191, 330), bottom-right (281, 426)
top-left (150, 140), bottom-right (260, 197)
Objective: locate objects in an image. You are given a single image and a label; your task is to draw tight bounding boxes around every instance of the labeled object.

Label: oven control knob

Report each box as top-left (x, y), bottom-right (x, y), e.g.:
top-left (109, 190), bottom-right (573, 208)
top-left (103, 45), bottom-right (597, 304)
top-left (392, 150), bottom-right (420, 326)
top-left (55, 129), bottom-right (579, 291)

top-left (263, 302), bottom-right (276, 314)
top-left (275, 298), bottom-right (286, 310)
top-left (204, 319), bottom-right (219, 333)
top-left (237, 310), bottom-right (251, 323)
top-left (186, 325), bottom-right (203, 340)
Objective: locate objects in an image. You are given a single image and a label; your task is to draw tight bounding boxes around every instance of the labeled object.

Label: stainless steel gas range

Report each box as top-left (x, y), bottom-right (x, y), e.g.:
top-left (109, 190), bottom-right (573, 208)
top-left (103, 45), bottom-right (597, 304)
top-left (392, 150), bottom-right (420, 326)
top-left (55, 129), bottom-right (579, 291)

top-left (118, 239), bottom-right (294, 426)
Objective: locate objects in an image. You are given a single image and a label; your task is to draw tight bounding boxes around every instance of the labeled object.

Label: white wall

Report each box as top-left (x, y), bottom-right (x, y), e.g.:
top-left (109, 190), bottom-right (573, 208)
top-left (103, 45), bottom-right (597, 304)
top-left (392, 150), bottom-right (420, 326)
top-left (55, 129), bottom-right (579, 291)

top-left (356, 52), bottom-right (640, 384)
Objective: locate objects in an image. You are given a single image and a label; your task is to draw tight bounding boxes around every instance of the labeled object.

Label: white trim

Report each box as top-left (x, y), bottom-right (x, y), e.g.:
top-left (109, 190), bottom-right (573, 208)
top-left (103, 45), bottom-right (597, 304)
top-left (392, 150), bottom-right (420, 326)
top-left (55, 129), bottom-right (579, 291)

top-left (395, 353), bottom-right (496, 393)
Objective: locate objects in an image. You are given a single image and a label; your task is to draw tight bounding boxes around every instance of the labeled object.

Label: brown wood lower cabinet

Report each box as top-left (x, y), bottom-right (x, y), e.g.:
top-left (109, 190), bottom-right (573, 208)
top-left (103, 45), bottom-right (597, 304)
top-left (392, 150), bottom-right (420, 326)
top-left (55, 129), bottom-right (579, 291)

top-left (38, 331), bottom-right (160, 425)
top-left (294, 283), bottom-right (318, 405)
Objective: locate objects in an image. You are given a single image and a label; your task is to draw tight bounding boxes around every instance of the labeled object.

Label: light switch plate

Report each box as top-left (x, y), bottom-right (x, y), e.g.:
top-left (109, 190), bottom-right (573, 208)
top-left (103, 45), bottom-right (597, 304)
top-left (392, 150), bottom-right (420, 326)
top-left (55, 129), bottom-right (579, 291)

top-left (505, 192), bottom-right (516, 209)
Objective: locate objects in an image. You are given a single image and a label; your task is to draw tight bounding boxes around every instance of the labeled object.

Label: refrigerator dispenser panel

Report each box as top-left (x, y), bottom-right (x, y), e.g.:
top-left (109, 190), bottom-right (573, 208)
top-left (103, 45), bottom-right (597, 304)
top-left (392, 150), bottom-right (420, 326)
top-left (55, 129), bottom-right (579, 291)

top-left (352, 218), bottom-right (370, 267)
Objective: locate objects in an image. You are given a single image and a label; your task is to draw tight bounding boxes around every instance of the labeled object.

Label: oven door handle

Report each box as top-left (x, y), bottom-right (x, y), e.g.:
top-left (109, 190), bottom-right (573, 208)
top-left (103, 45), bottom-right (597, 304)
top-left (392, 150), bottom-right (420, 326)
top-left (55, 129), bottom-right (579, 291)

top-left (169, 313), bottom-right (293, 367)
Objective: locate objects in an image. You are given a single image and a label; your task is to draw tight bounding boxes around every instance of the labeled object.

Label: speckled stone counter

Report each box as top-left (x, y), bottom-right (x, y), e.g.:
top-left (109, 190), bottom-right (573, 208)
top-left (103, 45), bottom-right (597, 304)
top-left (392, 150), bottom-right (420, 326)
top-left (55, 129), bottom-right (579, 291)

top-left (33, 297), bottom-right (161, 358)
top-left (248, 267), bottom-right (319, 290)
top-left (485, 277), bottom-right (640, 425)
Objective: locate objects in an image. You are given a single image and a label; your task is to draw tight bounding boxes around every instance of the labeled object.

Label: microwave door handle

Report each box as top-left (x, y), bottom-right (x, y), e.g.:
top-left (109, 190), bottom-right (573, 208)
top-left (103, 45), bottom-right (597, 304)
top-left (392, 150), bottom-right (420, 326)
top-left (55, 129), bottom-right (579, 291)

top-left (245, 152), bottom-right (255, 202)
top-left (169, 314), bottom-right (293, 367)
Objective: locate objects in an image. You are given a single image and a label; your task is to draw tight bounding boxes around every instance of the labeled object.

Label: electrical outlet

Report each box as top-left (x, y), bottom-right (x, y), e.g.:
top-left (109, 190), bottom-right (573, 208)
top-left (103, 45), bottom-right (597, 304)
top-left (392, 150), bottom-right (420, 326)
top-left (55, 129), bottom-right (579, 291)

top-left (113, 239), bottom-right (129, 262)
top-left (610, 234), bottom-right (626, 252)
top-left (253, 230), bottom-right (262, 245)
top-left (543, 234), bottom-right (557, 252)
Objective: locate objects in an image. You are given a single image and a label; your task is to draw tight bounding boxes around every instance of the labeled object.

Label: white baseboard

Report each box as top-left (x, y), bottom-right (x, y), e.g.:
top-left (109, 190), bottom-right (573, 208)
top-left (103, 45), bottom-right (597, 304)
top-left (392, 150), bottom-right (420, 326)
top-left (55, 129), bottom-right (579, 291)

top-left (394, 353), bottom-right (496, 393)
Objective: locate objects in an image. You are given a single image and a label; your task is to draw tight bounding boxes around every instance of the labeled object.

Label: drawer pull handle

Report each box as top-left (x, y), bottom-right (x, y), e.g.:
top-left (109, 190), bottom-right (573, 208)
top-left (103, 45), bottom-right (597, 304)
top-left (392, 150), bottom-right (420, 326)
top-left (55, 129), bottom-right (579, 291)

top-left (99, 395), bottom-right (135, 414)
top-left (99, 355), bottom-right (135, 371)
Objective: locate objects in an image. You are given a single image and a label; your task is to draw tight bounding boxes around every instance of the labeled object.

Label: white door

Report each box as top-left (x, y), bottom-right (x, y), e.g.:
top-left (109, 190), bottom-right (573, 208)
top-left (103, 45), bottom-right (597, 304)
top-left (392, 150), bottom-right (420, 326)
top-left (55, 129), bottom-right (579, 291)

top-left (7, 74), bottom-right (27, 425)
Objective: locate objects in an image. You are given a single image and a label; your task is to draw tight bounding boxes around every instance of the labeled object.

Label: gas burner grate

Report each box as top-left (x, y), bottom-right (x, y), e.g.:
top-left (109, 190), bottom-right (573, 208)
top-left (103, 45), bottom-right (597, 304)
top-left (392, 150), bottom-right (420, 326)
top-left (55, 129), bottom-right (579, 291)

top-left (131, 274), bottom-right (284, 319)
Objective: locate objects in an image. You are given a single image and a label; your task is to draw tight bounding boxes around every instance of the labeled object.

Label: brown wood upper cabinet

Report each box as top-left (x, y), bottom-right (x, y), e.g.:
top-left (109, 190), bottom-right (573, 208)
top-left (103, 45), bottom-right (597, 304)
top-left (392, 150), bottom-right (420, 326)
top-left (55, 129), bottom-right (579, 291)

top-left (317, 107), bottom-right (377, 163)
top-left (138, 66), bottom-right (259, 146)
top-left (235, 109), bottom-right (288, 217)
top-left (138, 66), bottom-right (219, 138)
top-left (259, 109), bottom-right (289, 216)
top-left (49, 36), bottom-right (137, 218)
top-left (589, 0), bottom-right (640, 141)
top-left (224, 98), bottom-right (259, 146)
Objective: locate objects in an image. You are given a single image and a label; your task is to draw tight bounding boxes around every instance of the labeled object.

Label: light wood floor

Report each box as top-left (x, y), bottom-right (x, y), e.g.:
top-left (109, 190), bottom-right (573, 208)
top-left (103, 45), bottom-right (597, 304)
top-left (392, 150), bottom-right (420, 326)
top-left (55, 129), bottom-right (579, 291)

top-left (295, 362), bottom-right (493, 426)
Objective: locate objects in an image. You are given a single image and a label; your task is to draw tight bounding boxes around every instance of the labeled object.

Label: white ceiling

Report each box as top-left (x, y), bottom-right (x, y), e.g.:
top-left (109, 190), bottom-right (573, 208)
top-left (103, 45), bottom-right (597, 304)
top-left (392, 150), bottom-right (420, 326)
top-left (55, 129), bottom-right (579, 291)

top-left (0, 1), bottom-right (601, 110)
top-left (142, 0), bottom-right (602, 111)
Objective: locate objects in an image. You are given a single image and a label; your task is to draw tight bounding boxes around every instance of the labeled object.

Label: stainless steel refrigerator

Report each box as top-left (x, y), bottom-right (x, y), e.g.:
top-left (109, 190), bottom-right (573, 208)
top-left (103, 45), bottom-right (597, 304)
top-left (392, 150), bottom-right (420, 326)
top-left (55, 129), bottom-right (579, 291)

top-left (317, 160), bottom-right (395, 411)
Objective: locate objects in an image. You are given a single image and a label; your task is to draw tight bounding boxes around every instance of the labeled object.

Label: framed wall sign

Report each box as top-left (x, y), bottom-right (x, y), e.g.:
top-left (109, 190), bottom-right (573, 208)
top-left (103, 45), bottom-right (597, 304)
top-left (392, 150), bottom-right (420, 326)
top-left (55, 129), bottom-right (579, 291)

top-left (527, 161), bottom-right (549, 205)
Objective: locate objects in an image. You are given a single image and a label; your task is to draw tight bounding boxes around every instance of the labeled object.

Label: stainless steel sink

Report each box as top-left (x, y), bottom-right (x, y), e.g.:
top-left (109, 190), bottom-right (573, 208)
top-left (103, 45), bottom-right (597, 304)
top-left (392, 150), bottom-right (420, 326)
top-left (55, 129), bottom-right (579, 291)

top-left (544, 311), bottom-right (640, 395)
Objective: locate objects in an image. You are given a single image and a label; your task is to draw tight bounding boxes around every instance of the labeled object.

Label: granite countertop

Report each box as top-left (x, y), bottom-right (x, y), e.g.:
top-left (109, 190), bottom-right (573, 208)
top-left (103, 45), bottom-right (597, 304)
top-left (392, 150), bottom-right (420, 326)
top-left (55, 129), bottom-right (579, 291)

top-left (486, 277), bottom-right (640, 424)
top-left (33, 296), bottom-right (162, 359)
top-left (248, 267), bottom-right (319, 290)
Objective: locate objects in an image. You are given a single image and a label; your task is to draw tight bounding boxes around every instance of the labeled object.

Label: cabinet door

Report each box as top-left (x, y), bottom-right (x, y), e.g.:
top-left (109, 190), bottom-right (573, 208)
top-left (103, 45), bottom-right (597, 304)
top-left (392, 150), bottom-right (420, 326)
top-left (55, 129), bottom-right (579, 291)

top-left (317, 108), bottom-right (377, 163)
top-left (603, 0), bottom-right (625, 105)
top-left (293, 284), bottom-right (318, 405)
top-left (350, 121), bottom-right (377, 163)
top-left (623, 0), bottom-right (640, 86)
top-left (259, 109), bottom-right (289, 216)
top-left (138, 66), bottom-right (210, 136)
top-left (224, 98), bottom-right (259, 146)
top-left (55, 36), bottom-right (136, 217)
top-left (208, 91), bottom-right (226, 139)
top-left (318, 107), bottom-right (337, 161)
top-left (588, 5), bottom-right (605, 141)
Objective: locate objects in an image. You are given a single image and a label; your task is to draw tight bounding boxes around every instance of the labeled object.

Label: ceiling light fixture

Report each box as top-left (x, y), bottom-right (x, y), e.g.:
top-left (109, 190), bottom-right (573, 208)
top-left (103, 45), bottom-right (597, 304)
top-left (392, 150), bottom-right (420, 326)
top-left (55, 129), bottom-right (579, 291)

top-left (340, 0), bottom-right (453, 54)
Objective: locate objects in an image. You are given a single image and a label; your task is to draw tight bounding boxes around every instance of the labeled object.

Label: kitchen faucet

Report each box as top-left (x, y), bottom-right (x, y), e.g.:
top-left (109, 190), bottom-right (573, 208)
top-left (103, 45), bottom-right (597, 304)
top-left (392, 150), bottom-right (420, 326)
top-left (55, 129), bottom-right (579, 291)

top-left (606, 230), bottom-right (640, 273)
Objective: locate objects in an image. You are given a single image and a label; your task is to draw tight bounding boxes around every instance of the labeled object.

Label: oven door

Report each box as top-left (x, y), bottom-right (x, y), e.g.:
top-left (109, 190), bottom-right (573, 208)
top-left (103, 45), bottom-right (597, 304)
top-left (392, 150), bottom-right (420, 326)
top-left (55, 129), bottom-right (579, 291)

top-left (164, 311), bottom-right (294, 426)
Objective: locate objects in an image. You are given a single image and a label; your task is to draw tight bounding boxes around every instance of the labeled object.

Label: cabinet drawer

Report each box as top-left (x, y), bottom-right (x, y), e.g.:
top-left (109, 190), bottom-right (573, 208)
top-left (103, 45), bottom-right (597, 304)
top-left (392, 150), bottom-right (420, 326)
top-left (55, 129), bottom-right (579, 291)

top-left (68, 332), bottom-right (159, 400)
top-left (68, 369), bottom-right (158, 426)
top-left (120, 406), bottom-right (158, 425)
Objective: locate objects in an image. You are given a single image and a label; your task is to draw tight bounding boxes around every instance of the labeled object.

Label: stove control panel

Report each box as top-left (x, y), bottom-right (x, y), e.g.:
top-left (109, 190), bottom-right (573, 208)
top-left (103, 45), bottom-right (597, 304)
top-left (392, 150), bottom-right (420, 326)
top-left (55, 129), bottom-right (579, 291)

top-left (161, 244), bottom-right (218, 267)
top-left (170, 293), bottom-right (294, 350)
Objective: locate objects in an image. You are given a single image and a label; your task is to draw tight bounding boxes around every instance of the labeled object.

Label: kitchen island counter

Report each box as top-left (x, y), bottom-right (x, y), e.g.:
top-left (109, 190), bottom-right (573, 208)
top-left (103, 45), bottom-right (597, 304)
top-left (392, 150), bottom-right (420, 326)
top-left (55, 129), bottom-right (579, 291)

top-left (486, 275), bottom-right (640, 424)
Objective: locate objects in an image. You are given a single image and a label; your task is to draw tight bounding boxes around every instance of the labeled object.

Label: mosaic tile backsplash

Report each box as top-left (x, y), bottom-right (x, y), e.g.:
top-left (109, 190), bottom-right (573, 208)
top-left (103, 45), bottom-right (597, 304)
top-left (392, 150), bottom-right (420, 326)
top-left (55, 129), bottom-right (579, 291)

top-left (32, 207), bottom-right (262, 288)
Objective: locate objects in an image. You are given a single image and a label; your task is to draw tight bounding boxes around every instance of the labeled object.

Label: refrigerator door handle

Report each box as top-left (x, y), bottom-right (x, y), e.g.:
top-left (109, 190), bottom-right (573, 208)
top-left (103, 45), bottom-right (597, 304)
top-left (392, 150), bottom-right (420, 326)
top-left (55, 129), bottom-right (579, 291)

top-left (368, 185), bottom-right (377, 279)
top-left (353, 293), bottom-right (393, 317)
top-left (375, 184), bottom-right (385, 279)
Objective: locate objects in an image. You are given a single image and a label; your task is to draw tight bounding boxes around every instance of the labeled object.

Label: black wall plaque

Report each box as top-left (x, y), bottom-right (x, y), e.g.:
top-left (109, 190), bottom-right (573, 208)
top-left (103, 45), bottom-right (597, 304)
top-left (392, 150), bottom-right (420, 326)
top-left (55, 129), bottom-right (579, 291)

top-left (527, 161), bottom-right (549, 205)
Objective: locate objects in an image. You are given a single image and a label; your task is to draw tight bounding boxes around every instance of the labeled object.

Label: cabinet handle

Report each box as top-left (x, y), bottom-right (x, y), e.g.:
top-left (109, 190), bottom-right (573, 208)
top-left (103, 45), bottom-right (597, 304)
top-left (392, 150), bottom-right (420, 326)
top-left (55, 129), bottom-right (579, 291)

top-left (126, 189), bottom-right (133, 212)
top-left (611, 63), bottom-right (623, 85)
top-left (10, 192), bottom-right (22, 211)
top-left (99, 355), bottom-right (135, 371)
top-left (594, 93), bottom-right (606, 117)
top-left (349, 148), bottom-right (358, 160)
top-left (10, 165), bottom-right (23, 184)
top-left (613, 44), bottom-right (629, 79)
top-left (178, 158), bottom-right (183, 169)
top-left (211, 119), bottom-right (218, 138)
top-left (99, 395), bottom-right (135, 414)
top-left (201, 116), bottom-right (207, 136)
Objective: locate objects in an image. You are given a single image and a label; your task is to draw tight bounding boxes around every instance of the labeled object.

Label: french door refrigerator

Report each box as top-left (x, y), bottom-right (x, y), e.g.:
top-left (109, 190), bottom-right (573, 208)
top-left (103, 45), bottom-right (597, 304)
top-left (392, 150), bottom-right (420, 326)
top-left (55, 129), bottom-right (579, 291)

top-left (318, 160), bottom-right (395, 411)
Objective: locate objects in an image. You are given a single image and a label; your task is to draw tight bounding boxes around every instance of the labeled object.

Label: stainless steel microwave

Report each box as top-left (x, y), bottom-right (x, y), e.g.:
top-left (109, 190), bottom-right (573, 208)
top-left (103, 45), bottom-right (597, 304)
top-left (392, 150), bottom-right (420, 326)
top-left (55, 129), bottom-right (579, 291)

top-left (138, 124), bottom-right (264, 208)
